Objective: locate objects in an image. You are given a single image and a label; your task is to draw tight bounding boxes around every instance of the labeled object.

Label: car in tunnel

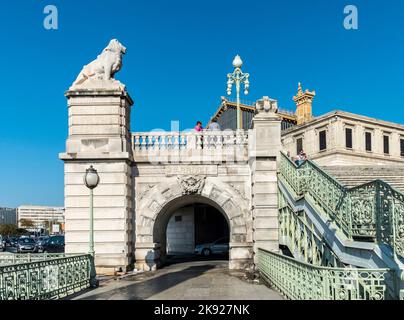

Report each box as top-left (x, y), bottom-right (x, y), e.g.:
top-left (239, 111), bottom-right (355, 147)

top-left (194, 237), bottom-right (229, 257)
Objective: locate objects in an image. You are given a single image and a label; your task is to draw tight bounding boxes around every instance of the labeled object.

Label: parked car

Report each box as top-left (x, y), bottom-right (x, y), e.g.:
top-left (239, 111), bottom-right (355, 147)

top-left (16, 237), bottom-right (37, 253)
top-left (36, 236), bottom-right (49, 247)
top-left (0, 235), bottom-right (4, 252)
top-left (9, 237), bottom-right (18, 247)
top-left (37, 235), bottom-right (65, 253)
top-left (195, 237), bottom-right (229, 256)
top-left (2, 236), bottom-right (12, 248)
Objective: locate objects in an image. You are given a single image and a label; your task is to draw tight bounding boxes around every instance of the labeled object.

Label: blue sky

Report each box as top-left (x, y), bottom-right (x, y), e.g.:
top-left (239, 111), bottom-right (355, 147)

top-left (0, 0), bottom-right (403, 207)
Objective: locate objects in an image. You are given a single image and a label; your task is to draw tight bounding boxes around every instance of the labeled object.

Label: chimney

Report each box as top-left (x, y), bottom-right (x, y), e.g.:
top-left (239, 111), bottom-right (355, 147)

top-left (293, 82), bottom-right (315, 125)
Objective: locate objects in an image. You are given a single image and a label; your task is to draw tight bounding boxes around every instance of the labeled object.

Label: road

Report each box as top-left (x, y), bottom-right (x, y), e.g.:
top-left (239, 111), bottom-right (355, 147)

top-left (72, 260), bottom-right (283, 300)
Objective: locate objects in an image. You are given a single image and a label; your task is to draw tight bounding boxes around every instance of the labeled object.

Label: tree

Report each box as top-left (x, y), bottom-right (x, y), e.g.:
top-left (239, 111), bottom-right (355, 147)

top-left (16, 228), bottom-right (29, 236)
top-left (19, 219), bottom-right (35, 229)
top-left (0, 224), bottom-right (18, 236)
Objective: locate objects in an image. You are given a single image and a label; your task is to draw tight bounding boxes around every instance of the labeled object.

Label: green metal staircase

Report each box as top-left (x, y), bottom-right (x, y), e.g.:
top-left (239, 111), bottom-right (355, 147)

top-left (257, 152), bottom-right (404, 300)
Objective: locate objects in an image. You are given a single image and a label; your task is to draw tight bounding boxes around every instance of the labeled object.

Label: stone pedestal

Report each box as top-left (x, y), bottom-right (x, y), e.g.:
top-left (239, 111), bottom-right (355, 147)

top-left (59, 87), bottom-right (134, 274)
top-left (249, 97), bottom-right (282, 264)
top-left (134, 243), bottom-right (163, 271)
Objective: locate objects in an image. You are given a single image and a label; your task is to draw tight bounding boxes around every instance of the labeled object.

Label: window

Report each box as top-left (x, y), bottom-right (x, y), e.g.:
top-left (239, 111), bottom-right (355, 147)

top-left (401, 139), bottom-right (404, 157)
top-left (175, 216), bottom-right (182, 222)
top-left (296, 138), bottom-right (303, 155)
top-left (319, 130), bottom-right (327, 151)
top-left (365, 132), bottom-right (372, 152)
top-left (383, 135), bottom-right (390, 154)
top-left (345, 128), bottom-right (353, 149)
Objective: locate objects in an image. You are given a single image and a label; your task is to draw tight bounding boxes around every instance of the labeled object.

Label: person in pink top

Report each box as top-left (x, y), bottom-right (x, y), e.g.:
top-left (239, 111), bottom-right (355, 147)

top-left (194, 121), bottom-right (203, 132)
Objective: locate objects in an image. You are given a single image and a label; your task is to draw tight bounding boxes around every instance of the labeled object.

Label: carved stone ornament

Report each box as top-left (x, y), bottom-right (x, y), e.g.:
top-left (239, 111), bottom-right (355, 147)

top-left (255, 96), bottom-right (278, 113)
top-left (70, 39), bottom-right (127, 90)
top-left (178, 176), bottom-right (206, 195)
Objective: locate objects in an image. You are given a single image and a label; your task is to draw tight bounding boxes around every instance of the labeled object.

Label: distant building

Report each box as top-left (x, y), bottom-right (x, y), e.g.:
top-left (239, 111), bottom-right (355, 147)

top-left (17, 206), bottom-right (65, 230)
top-left (210, 96), bottom-right (297, 131)
top-left (280, 83), bottom-right (404, 167)
top-left (212, 84), bottom-right (404, 168)
top-left (0, 208), bottom-right (17, 225)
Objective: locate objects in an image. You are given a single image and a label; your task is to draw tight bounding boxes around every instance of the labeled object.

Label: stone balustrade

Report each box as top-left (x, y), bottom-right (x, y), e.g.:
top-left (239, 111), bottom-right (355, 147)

top-left (132, 130), bottom-right (249, 163)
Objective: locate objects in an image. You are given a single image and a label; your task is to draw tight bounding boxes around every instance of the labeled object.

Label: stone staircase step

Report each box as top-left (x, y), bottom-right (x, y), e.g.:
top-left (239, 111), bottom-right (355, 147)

top-left (320, 165), bottom-right (404, 192)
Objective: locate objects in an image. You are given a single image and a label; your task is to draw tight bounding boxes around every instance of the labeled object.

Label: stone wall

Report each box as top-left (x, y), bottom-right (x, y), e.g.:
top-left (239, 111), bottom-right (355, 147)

top-left (63, 160), bottom-right (133, 271)
top-left (60, 88), bottom-right (134, 274)
top-left (166, 207), bottom-right (195, 254)
top-left (61, 85), bottom-right (281, 274)
top-left (249, 97), bottom-right (282, 262)
top-left (133, 162), bottom-right (254, 271)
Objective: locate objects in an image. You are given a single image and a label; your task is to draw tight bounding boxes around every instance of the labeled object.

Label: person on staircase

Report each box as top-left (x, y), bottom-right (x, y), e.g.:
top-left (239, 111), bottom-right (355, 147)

top-left (295, 150), bottom-right (308, 166)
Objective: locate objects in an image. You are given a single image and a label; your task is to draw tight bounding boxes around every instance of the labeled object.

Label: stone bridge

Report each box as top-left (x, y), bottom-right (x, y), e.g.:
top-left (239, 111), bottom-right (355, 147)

top-left (60, 88), bottom-right (282, 273)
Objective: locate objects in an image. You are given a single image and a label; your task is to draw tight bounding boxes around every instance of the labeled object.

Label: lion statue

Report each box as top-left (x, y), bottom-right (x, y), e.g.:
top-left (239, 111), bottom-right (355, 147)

top-left (72, 39), bottom-right (127, 87)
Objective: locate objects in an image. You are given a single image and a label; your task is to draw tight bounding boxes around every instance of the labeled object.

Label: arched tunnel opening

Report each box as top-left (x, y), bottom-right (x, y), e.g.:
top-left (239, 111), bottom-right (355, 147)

top-left (163, 203), bottom-right (230, 265)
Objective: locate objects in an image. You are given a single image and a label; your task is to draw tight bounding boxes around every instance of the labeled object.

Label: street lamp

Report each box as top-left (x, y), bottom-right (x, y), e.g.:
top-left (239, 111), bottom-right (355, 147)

top-left (84, 165), bottom-right (100, 287)
top-left (226, 55), bottom-right (250, 130)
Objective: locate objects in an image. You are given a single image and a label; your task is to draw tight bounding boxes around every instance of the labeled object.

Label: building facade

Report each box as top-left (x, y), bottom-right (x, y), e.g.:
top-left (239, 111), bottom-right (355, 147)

top-left (17, 206), bottom-right (65, 230)
top-left (282, 109), bottom-right (404, 167)
top-left (212, 83), bottom-right (404, 168)
top-left (60, 74), bottom-right (281, 273)
top-left (0, 208), bottom-right (17, 225)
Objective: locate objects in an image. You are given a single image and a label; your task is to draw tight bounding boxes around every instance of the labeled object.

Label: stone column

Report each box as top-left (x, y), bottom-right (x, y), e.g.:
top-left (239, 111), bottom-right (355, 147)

top-left (59, 85), bottom-right (134, 274)
top-left (249, 97), bottom-right (282, 264)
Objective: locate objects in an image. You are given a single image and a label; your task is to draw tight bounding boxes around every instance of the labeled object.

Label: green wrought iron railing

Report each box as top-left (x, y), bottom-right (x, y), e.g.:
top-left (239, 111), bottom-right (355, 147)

top-left (278, 191), bottom-right (342, 268)
top-left (0, 254), bottom-right (92, 300)
top-left (258, 248), bottom-right (392, 300)
top-left (279, 152), bottom-right (404, 259)
top-left (0, 253), bottom-right (77, 266)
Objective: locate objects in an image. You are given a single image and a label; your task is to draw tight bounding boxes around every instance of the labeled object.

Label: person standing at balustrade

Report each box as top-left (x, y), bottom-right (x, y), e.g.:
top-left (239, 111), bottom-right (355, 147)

top-left (194, 121), bottom-right (204, 149)
top-left (207, 119), bottom-right (221, 131)
top-left (194, 121), bottom-right (203, 132)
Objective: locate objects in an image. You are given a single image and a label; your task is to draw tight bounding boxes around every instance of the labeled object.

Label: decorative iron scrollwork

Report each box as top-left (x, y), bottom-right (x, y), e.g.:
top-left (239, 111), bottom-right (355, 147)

top-left (278, 152), bottom-right (404, 260)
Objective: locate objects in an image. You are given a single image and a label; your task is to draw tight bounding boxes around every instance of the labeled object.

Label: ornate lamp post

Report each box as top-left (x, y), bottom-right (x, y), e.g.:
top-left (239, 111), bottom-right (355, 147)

top-left (227, 55), bottom-right (250, 130)
top-left (84, 165), bottom-right (100, 287)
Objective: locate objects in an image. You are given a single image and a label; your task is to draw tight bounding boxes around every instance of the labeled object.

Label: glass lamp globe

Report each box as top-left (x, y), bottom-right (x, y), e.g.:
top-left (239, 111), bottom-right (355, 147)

top-left (232, 55), bottom-right (243, 68)
top-left (84, 165), bottom-right (100, 189)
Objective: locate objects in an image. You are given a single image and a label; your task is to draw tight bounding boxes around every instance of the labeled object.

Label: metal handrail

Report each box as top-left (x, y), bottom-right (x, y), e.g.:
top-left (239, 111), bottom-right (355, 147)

top-left (258, 248), bottom-right (392, 300)
top-left (279, 151), bottom-right (404, 258)
top-left (259, 247), bottom-right (388, 272)
top-left (0, 254), bottom-right (93, 300)
top-left (0, 253), bottom-right (76, 266)
top-left (281, 151), bottom-right (404, 197)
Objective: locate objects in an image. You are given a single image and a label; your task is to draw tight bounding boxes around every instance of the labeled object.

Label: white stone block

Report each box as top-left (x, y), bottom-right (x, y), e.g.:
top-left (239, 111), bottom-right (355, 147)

top-left (66, 219), bottom-right (127, 231)
top-left (65, 195), bottom-right (129, 208)
top-left (253, 193), bottom-right (277, 206)
top-left (65, 207), bottom-right (128, 219)
top-left (254, 216), bottom-right (279, 229)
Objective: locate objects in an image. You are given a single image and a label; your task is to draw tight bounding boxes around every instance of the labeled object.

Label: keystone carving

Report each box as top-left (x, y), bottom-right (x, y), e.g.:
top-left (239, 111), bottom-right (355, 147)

top-left (177, 176), bottom-right (206, 195)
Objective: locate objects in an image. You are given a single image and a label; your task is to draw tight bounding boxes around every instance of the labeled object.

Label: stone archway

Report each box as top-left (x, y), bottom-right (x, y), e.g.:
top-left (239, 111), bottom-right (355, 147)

top-left (153, 195), bottom-right (230, 264)
top-left (134, 176), bottom-right (253, 271)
